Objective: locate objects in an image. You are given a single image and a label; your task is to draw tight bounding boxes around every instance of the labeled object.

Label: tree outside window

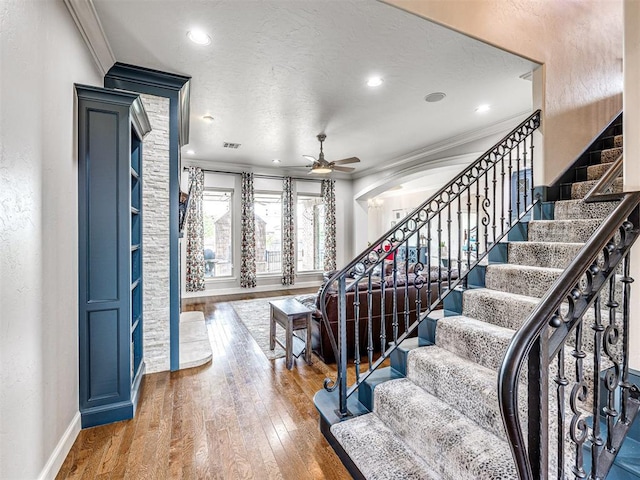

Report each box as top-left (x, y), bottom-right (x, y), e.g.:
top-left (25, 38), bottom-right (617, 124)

top-left (254, 193), bottom-right (282, 274)
top-left (297, 195), bottom-right (325, 272)
top-left (202, 190), bottom-right (233, 278)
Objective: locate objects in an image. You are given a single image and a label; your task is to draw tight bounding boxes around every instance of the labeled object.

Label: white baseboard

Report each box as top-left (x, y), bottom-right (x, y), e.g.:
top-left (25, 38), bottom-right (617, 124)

top-left (37, 412), bottom-right (81, 480)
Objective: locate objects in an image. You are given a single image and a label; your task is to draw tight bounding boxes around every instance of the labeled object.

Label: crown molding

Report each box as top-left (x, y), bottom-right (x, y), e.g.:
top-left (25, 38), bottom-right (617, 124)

top-left (351, 110), bottom-right (532, 180)
top-left (64, 0), bottom-right (116, 76)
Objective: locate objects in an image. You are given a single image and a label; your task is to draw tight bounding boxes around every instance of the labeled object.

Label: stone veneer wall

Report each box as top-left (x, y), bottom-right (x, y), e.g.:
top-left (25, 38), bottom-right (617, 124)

top-left (141, 93), bottom-right (171, 373)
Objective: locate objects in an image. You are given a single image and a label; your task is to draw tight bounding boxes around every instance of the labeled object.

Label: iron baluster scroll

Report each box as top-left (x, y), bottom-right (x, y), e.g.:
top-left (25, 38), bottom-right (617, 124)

top-left (499, 191), bottom-right (640, 480)
top-left (319, 110), bottom-right (542, 416)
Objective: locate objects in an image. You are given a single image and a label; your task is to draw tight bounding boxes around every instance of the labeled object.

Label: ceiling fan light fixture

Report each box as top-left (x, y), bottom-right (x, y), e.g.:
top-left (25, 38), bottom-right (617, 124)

top-left (311, 166), bottom-right (332, 174)
top-left (187, 29), bottom-right (211, 46)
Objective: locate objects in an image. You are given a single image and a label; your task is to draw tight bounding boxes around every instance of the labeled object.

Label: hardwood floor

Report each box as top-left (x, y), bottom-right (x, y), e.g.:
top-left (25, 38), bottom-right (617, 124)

top-left (56, 299), bottom-right (351, 480)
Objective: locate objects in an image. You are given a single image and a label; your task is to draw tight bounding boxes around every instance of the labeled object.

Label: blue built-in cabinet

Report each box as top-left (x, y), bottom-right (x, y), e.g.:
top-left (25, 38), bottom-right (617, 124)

top-left (76, 84), bottom-right (151, 428)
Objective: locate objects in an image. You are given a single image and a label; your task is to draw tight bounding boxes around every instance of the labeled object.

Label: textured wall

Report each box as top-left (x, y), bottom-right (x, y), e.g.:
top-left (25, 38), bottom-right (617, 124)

top-left (0, 0), bottom-right (102, 478)
top-left (140, 93), bottom-right (171, 374)
top-left (624, 0), bottom-right (640, 370)
top-left (384, 0), bottom-right (623, 185)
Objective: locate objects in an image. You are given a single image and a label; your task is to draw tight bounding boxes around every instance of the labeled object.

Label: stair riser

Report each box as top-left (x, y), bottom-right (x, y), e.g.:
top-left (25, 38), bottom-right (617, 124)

top-left (485, 265), bottom-right (560, 298)
top-left (435, 317), bottom-right (512, 372)
top-left (587, 163), bottom-right (613, 181)
top-left (601, 146), bottom-right (622, 163)
top-left (462, 289), bottom-right (537, 331)
top-left (571, 178), bottom-right (622, 199)
top-left (614, 135), bottom-right (623, 148)
top-left (553, 200), bottom-right (619, 221)
top-left (485, 265), bottom-right (623, 303)
top-left (528, 219), bottom-right (602, 243)
top-left (508, 242), bottom-right (583, 269)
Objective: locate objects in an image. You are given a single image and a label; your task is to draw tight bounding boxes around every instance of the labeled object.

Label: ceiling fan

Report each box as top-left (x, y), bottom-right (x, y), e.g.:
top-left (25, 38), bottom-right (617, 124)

top-left (303, 134), bottom-right (360, 174)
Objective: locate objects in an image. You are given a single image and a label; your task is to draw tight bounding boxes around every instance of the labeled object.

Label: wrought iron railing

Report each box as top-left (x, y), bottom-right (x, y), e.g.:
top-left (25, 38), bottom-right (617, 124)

top-left (319, 110), bottom-right (542, 416)
top-left (499, 186), bottom-right (640, 479)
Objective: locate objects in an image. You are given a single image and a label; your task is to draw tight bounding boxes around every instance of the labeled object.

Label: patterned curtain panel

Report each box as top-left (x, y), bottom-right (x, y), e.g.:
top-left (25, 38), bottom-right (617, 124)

top-left (321, 178), bottom-right (337, 271)
top-left (185, 166), bottom-right (205, 291)
top-left (240, 172), bottom-right (257, 288)
top-left (281, 177), bottom-right (295, 285)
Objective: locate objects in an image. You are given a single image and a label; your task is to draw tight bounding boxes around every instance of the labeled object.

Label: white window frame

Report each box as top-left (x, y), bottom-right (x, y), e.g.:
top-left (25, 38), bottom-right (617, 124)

top-left (202, 188), bottom-right (234, 280)
top-left (296, 193), bottom-right (325, 273)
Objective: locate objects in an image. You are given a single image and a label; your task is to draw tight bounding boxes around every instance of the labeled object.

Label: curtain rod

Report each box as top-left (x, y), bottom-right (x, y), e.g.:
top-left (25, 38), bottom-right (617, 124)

top-left (184, 167), bottom-right (325, 183)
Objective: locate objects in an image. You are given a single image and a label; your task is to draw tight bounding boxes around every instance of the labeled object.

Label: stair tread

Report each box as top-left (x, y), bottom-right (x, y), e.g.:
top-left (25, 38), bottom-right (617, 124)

top-left (330, 412), bottom-right (442, 480)
top-left (434, 315), bottom-right (514, 371)
top-left (372, 378), bottom-right (518, 479)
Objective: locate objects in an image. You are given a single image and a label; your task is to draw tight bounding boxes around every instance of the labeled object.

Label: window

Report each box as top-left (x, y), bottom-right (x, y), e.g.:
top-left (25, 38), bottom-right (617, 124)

top-left (202, 190), bottom-right (233, 278)
top-left (254, 192), bottom-right (282, 274)
top-left (297, 195), bottom-right (325, 272)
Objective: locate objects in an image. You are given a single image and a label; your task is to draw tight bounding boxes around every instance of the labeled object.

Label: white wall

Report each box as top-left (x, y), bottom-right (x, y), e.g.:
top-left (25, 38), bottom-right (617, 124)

top-left (385, 0), bottom-right (623, 186)
top-left (0, 1), bottom-right (102, 478)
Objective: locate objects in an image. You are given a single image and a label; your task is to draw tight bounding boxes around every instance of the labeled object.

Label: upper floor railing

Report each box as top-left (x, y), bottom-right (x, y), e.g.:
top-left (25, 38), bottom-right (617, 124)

top-left (319, 110), bottom-right (542, 416)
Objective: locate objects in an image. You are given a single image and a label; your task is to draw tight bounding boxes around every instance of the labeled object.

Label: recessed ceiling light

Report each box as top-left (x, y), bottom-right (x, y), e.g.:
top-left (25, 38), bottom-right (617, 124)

top-left (272, 159), bottom-right (281, 164)
top-left (202, 114), bottom-right (214, 122)
top-left (187, 29), bottom-right (211, 46)
top-left (475, 104), bottom-right (491, 113)
top-left (186, 149), bottom-right (195, 155)
top-left (367, 76), bottom-right (384, 87)
top-left (425, 92), bottom-right (446, 103)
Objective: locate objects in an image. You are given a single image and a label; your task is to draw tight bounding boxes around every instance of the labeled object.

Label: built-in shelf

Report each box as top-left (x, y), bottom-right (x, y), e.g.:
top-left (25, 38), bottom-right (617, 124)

top-left (76, 84), bottom-right (151, 429)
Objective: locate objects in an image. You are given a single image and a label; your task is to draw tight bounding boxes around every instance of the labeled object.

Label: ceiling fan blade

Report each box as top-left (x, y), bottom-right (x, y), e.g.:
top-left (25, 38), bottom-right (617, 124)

top-left (332, 165), bottom-right (356, 173)
top-left (302, 155), bottom-right (317, 161)
top-left (333, 157), bottom-right (360, 165)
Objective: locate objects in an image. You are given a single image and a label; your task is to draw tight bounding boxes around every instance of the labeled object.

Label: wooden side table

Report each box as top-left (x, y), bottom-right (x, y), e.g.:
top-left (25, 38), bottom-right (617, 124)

top-left (269, 298), bottom-right (313, 370)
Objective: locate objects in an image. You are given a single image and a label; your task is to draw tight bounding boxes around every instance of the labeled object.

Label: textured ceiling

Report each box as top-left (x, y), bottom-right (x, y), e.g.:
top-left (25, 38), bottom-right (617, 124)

top-left (92, 0), bottom-right (538, 177)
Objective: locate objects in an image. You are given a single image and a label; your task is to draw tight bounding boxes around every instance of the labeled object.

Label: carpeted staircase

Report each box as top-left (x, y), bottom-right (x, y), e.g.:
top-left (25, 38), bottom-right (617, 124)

top-left (328, 129), bottom-right (634, 478)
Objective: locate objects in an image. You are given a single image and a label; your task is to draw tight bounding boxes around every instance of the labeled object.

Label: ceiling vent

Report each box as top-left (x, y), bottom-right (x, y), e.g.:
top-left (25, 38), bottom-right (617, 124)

top-left (223, 142), bottom-right (241, 149)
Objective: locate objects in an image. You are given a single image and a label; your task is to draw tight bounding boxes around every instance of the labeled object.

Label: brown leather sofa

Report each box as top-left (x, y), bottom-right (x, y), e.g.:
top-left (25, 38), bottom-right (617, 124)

top-left (303, 269), bottom-right (455, 364)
